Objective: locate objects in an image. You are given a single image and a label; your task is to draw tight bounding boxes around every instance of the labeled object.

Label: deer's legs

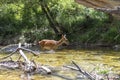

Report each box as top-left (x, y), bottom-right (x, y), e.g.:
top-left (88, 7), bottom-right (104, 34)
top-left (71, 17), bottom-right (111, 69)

top-left (49, 50), bottom-right (55, 53)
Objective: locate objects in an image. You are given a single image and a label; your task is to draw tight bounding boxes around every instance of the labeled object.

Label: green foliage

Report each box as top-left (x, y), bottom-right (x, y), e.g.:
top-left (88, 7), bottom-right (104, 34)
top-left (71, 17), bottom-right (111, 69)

top-left (100, 20), bottom-right (120, 44)
top-left (0, 0), bottom-right (120, 45)
top-left (95, 64), bottom-right (112, 75)
top-left (0, 4), bottom-right (21, 38)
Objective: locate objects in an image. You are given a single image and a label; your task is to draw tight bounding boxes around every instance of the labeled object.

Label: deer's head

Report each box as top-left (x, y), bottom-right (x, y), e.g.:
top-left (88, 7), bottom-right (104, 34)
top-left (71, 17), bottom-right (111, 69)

top-left (61, 34), bottom-right (69, 45)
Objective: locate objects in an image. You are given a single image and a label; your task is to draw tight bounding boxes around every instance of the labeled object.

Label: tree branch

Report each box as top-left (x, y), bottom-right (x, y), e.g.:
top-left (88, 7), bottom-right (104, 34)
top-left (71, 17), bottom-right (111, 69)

top-left (72, 61), bottom-right (95, 80)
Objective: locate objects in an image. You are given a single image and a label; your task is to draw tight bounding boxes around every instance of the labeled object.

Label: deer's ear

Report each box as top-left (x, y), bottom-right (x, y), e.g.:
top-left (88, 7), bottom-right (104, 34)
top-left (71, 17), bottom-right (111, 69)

top-left (62, 34), bottom-right (66, 37)
top-left (64, 34), bottom-right (66, 37)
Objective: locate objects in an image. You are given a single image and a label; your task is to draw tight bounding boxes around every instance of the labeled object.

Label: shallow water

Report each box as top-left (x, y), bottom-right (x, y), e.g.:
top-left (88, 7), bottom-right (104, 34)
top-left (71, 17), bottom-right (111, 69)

top-left (0, 49), bottom-right (120, 80)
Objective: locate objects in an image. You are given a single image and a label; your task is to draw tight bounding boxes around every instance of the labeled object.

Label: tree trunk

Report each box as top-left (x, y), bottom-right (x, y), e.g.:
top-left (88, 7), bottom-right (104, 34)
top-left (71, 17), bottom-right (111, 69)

top-left (39, 0), bottom-right (60, 34)
top-left (44, 2), bottom-right (69, 34)
top-left (39, 0), bottom-right (68, 35)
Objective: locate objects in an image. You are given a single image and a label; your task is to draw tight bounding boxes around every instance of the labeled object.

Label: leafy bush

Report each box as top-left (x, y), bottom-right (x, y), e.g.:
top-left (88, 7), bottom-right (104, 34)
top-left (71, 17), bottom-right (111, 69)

top-left (0, 0), bottom-right (119, 45)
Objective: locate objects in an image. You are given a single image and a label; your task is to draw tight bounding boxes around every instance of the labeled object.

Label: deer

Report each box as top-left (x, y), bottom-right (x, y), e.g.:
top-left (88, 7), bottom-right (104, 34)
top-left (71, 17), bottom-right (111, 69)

top-left (38, 35), bottom-right (69, 52)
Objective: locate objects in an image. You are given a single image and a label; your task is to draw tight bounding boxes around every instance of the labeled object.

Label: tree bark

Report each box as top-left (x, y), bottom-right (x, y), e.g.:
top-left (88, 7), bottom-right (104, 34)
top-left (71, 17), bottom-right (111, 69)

top-left (39, 0), bottom-right (60, 34)
top-left (39, 0), bottom-right (68, 35)
top-left (44, 2), bottom-right (69, 34)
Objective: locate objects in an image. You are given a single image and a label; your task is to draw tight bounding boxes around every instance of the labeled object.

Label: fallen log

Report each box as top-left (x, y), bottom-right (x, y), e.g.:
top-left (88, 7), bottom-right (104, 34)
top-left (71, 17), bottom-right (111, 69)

top-left (0, 43), bottom-right (51, 75)
top-left (18, 43), bottom-right (51, 74)
top-left (0, 60), bottom-right (52, 75)
top-left (0, 60), bottom-right (21, 69)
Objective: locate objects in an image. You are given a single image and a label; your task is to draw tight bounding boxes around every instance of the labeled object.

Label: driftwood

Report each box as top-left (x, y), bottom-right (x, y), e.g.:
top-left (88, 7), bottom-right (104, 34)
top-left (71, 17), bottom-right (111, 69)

top-left (72, 61), bottom-right (95, 80)
top-left (0, 43), bottom-right (51, 74)
top-left (0, 43), bottom-right (119, 80)
top-left (64, 61), bottom-right (120, 80)
top-left (64, 61), bottom-right (95, 80)
top-left (0, 44), bottom-right (38, 61)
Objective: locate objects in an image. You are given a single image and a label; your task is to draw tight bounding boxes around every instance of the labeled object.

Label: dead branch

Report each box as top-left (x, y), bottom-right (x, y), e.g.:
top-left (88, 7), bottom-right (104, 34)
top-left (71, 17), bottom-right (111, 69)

top-left (51, 73), bottom-right (73, 80)
top-left (0, 60), bottom-right (22, 69)
top-left (0, 44), bottom-right (18, 52)
top-left (63, 65), bottom-right (79, 71)
top-left (17, 55), bottom-right (22, 61)
top-left (20, 47), bottom-right (39, 56)
top-left (0, 43), bottom-right (39, 61)
top-left (64, 62), bottom-right (95, 80)
top-left (40, 66), bottom-right (51, 74)
top-left (72, 61), bottom-right (95, 80)
top-left (18, 43), bottom-right (51, 74)
top-left (0, 48), bottom-right (18, 61)
top-left (0, 43), bottom-right (51, 75)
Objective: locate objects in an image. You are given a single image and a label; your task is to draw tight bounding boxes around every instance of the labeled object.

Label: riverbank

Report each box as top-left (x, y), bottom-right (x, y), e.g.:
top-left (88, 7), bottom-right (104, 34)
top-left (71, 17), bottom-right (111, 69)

top-left (60, 42), bottom-right (120, 52)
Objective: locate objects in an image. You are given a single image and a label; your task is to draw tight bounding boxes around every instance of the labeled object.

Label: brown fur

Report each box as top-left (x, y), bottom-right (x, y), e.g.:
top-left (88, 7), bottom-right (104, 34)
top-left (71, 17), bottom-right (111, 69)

top-left (38, 35), bottom-right (69, 50)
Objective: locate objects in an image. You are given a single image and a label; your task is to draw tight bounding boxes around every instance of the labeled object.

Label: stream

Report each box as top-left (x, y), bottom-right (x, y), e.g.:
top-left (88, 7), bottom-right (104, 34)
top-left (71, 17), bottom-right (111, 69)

top-left (0, 48), bottom-right (120, 80)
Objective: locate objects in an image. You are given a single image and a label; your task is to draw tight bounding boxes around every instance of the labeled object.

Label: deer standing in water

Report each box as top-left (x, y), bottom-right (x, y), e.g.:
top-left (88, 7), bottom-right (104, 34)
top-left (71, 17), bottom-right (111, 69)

top-left (38, 35), bottom-right (69, 52)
